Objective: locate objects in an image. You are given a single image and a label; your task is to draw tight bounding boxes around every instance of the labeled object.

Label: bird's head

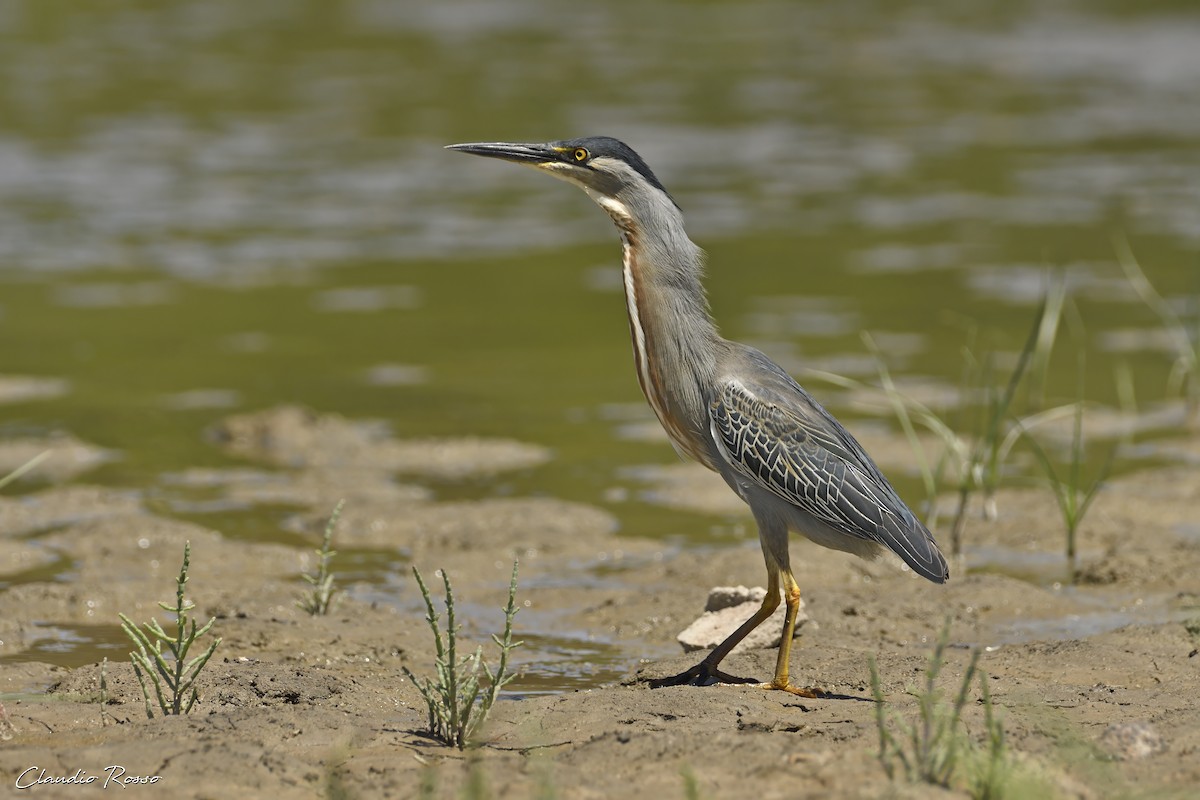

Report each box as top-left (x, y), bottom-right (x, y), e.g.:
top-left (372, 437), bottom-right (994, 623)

top-left (445, 136), bottom-right (677, 210)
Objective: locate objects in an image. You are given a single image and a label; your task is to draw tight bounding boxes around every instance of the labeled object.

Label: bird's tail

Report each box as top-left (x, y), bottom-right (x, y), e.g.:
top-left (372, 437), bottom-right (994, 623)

top-left (879, 511), bottom-right (949, 583)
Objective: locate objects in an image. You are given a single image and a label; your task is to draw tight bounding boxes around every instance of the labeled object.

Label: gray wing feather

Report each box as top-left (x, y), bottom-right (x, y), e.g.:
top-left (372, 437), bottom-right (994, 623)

top-left (711, 376), bottom-right (948, 583)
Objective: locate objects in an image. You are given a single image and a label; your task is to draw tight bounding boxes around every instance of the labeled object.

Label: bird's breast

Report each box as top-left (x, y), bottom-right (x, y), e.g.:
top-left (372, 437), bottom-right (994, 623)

top-left (614, 233), bottom-right (716, 469)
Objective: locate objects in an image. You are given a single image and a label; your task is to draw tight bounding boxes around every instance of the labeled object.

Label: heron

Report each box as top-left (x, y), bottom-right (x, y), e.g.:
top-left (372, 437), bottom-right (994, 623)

top-left (446, 137), bottom-right (949, 697)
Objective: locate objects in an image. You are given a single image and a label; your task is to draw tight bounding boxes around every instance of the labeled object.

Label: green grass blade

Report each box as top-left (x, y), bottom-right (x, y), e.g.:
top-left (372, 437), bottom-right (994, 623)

top-left (0, 450), bottom-right (51, 491)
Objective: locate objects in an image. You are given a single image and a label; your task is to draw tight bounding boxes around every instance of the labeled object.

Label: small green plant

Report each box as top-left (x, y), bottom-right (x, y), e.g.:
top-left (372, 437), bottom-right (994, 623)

top-left (98, 657), bottom-right (112, 726)
top-left (870, 621), bottom-right (1022, 799)
top-left (870, 623), bottom-right (981, 787)
top-left (1114, 234), bottom-right (1199, 424)
top-left (118, 541), bottom-right (222, 718)
top-left (1027, 273), bottom-right (1068, 412)
top-left (968, 664), bottom-right (1011, 800)
top-left (681, 766), bottom-right (707, 800)
top-left (1021, 378), bottom-right (1115, 582)
top-left (298, 499), bottom-right (344, 615)
top-left (402, 562), bottom-right (522, 749)
top-left (947, 292), bottom-right (1057, 555)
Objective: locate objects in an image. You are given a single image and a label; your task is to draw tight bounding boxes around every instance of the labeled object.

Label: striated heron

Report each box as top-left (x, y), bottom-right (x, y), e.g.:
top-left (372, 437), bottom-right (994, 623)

top-left (446, 137), bottom-right (949, 697)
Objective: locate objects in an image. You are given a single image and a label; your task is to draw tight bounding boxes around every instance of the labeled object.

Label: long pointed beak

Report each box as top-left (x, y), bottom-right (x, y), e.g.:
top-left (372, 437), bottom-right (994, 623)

top-left (444, 141), bottom-right (560, 165)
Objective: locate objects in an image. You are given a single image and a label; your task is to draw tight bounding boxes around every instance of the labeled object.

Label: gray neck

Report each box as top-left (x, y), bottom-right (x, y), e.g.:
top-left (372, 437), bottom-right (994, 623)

top-left (588, 184), bottom-right (724, 463)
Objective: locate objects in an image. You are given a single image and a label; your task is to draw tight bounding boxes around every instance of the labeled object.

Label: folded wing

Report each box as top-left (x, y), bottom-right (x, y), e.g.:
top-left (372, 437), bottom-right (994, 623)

top-left (711, 375), bottom-right (948, 583)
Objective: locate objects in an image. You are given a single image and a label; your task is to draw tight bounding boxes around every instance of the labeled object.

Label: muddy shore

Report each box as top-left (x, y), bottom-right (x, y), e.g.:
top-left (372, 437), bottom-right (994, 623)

top-left (2, 406), bottom-right (1199, 798)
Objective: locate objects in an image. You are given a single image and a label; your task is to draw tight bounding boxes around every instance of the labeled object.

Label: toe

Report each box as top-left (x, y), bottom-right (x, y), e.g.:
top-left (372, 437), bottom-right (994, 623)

top-left (647, 663), bottom-right (759, 689)
top-left (758, 681), bottom-right (827, 698)
top-left (711, 670), bottom-right (757, 685)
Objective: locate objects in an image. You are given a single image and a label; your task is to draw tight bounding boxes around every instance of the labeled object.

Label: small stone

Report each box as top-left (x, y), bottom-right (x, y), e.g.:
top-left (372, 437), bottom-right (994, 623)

top-left (1099, 721), bottom-right (1166, 761)
top-left (677, 586), bottom-right (809, 653)
top-left (704, 585), bottom-right (766, 612)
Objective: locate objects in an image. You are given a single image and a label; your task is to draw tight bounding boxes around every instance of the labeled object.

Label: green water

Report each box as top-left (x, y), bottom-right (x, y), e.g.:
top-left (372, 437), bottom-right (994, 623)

top-left (3, 1), bottom-right (1199, 679)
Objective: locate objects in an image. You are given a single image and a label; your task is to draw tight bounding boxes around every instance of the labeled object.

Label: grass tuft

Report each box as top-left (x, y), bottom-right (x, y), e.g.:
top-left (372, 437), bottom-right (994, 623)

top-left (1020, 355), bottom-right (1114, 582)
top-left (968, 662), bottom-right (1012, 800)
top-left (870, 622), bottom-right (979, 786)
top-left (402, 562), bottom-right (522, 749)
top-left (870, 621), bottom-right (1016, 798)
top-left (118, 541), bottom-right (222, 718)
top-left (298, 499), bottom-right (344, 615)
top-left (946, 289), bottom-right (1059, 555)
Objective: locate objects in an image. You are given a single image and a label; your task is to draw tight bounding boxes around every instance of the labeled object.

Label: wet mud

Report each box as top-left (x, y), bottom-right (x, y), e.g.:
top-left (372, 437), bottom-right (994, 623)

top-left (2, 406), bottom-right (1199, 798)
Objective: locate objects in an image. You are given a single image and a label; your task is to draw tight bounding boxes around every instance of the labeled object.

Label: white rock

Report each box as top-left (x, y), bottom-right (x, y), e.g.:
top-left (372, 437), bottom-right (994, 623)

top-left (678, 586), bottom-right (811, 653)
top-left (704, 585), bottom-right (766, 612)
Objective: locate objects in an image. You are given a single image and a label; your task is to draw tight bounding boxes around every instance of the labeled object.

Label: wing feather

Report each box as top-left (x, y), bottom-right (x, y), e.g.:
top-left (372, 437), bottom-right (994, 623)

top-left (711, 376), bottom-right (948, 583)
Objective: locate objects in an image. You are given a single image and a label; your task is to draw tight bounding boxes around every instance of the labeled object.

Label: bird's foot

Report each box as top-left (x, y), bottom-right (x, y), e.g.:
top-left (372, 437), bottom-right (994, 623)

top-left (757, 680), bottom-right (828, 699)
top-left (647, 661), bottom-right (758, 689)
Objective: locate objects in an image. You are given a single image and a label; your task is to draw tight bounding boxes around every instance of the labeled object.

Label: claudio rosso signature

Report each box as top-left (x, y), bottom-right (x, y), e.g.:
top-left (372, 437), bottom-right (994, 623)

top-left (15, 766), bottom-right (161, 790)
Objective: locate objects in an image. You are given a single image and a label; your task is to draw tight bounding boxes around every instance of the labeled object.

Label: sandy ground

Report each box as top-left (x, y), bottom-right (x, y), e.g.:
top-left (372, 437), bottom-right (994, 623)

top-left (2, 405), bottom-right (1199, 798)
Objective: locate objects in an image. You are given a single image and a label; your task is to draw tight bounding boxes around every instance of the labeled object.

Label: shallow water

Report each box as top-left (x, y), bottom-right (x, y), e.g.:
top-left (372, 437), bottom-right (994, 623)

top-left (986, 583), bottom-right (1195, 648)
top-left (0, 622), bottom-right (128, 669)
top-left (3, 0), bottom-right (1200, 689)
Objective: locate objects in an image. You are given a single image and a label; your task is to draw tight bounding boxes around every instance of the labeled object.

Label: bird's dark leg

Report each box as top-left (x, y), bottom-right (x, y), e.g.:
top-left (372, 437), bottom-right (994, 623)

top-left (648, 568), bottom-right (781, 688)
top-left (758, 568), bottom-right (826, 698)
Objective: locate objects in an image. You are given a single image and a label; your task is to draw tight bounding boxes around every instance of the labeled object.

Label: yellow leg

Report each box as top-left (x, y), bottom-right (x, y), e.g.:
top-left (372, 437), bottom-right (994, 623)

top-left (759, 568), bottom-right (825, 698)
top-left (648, 565), bottom-right (782, 688)
top-left (648, 558), bottom-right (827, 698)
top-left (705, 568), bottom-right (780, 668)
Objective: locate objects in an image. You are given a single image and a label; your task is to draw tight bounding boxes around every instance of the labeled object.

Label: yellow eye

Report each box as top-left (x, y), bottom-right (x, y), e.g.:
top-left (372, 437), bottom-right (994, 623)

top-left (573, 147), bottom-right (589, 162)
